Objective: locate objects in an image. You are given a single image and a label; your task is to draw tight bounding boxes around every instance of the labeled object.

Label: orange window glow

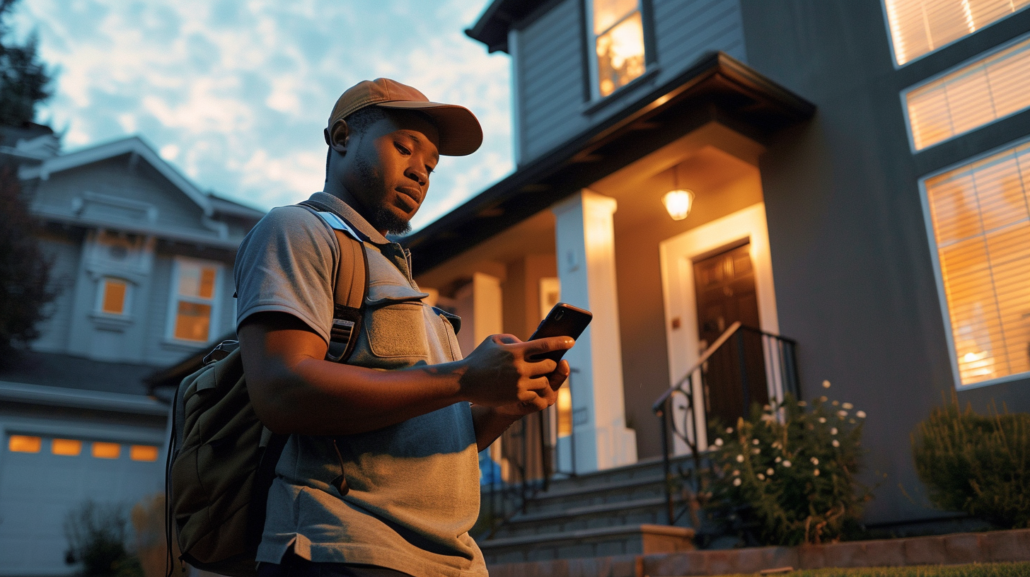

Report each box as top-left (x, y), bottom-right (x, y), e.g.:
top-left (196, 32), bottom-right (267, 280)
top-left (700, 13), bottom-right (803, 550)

top-left (9, 435), bottom-right (41, 453)
top-left (557, 387), bottom-right (573, 438)
top-left (885, 0), bottom-right (1030, 66)
top-left (92, 442), bottom-right (121, 459)
top-left (130, 445), bottom-right (159, 462)
top-left (906, 36), bottom-right (1030, 150)
top-left (101, 279), bottom-right (128, 315)
top-left (591, 0), bottom-right (645, 97)
top-left (925, 139), bottom-right (1030, 386)
top-left (174, 302), bottom-right (212, 342)
top-left (51, 439), bottom-right (82, 456)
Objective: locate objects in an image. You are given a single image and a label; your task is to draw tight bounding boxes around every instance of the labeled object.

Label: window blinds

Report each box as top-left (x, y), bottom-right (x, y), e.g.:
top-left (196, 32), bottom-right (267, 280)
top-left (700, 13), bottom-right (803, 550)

top-left (884, 0), bottom-right (1030, 65)
top-left (925, 140), bottom-right (1030, 386)
top-left (906, 36), bottom-right (1030, 149)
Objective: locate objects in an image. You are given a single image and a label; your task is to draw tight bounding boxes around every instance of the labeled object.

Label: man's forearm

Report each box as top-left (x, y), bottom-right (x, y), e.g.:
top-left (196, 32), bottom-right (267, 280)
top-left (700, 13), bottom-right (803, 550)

top-left (471, 405), bottom-right (522, 452)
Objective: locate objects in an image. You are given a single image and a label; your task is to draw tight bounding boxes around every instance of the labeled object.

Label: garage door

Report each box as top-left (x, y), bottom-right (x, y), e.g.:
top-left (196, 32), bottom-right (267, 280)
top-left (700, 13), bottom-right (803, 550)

top-left (0, 433), bottom-right (163, 575)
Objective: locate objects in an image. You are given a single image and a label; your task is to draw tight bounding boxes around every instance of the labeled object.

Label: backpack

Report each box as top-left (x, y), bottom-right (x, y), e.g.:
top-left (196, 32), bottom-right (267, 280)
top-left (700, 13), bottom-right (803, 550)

top-left (165, 201), bottom-right (370, 576)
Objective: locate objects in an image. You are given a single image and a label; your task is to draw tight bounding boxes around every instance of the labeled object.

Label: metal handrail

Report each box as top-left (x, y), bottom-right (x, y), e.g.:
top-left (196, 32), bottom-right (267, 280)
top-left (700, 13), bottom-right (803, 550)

top-left (652, 321), bottom-right (742, 413)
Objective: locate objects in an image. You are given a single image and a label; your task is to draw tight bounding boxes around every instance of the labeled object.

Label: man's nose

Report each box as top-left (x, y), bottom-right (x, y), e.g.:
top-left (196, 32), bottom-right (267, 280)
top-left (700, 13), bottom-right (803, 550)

top-left (406, 164), bottom-right (427, 186)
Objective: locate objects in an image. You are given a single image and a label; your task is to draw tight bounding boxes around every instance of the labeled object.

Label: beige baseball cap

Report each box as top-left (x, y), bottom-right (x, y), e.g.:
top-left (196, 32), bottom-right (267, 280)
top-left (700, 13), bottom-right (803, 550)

top-left (328, 78), bottom-right (483, 156)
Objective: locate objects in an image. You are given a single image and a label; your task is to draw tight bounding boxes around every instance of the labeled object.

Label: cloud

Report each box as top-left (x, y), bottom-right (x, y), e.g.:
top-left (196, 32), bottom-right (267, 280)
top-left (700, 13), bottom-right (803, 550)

top-left (16, 0), bottom-right (513, 229)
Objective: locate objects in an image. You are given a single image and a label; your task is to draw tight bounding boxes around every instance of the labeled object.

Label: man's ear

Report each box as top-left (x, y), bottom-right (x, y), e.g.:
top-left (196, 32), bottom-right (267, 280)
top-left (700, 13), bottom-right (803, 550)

top-left (328, 120), bottom-right (350, 154)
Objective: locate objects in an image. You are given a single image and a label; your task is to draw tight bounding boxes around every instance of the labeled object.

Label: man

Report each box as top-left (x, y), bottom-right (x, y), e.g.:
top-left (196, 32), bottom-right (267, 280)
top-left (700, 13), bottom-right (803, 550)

top-left (235, 78), bottom-right (572, 577)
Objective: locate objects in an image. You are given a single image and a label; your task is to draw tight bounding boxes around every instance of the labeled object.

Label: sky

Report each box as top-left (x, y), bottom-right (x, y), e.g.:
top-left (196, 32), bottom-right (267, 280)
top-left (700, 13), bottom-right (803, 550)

top-left (12, 0), bottom-right (513, 231)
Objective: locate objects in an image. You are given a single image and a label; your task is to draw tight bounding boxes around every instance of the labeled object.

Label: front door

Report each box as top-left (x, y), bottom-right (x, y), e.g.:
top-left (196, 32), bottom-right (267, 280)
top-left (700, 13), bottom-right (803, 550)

top-left (693, 242), bottom-right (768, 427)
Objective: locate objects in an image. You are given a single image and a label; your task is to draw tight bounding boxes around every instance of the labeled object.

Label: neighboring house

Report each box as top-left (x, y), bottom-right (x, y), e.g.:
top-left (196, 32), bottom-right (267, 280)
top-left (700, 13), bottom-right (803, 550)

top-left (406, 0), bottom-right (1030, 532)
top-left (0, 134), bottom-right (263, 576)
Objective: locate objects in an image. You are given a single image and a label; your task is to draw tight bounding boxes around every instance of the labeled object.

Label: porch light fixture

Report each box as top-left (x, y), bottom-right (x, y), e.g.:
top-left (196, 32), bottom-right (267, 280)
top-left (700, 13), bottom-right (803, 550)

top-left (663, 168), bottom-right (694, 221)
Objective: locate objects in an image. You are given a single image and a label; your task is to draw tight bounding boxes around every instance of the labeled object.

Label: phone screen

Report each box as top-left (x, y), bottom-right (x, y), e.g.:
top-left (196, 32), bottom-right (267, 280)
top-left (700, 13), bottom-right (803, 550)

top-left (529, 303), bottom-right (592, 362)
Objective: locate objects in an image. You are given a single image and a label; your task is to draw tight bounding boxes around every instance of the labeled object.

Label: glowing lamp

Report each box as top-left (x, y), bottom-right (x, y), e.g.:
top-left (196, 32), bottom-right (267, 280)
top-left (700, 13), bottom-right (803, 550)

top-left (662, 189), bottom-right (694, 221)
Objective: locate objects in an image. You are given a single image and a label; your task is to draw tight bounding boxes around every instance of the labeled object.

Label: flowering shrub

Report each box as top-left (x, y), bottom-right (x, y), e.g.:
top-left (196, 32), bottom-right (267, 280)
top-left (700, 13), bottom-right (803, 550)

top-left (703, 381), bottom-right (873, 545)
top-left (912, 395), bottom-right (1030, 528)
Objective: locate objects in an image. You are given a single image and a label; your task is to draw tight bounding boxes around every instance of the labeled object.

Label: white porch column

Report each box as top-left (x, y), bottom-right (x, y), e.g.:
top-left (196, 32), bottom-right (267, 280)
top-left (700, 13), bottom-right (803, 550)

top-left (552, 189), bottom-right (637, 472)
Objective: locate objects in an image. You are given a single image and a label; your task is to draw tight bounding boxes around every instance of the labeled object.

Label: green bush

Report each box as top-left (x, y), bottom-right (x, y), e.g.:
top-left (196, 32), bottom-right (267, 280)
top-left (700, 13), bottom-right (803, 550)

top-left (912, 395), bottom-right (1030, 528)
top-left (704, 382), bottom-right (873, 545)
top-left (64, 500), bottom-right (143, 577)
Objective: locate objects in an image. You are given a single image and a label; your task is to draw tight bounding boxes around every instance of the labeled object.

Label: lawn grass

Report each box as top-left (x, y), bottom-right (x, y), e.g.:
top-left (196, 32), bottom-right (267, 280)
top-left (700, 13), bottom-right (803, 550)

top-left (716, 562), bottom-right (1030, 577)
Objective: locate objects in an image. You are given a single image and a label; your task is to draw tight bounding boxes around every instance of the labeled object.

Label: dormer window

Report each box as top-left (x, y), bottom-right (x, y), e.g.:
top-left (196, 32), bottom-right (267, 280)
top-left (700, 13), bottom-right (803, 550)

top-left (588, 0), bottom-right (647, 98)
top-left (98, 277), bottom-right (130, 316)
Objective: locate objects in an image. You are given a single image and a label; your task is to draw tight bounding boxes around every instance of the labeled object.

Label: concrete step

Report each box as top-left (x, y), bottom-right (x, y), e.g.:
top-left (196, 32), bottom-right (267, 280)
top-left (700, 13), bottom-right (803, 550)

top-left (479, 523), bottom-right (696, 565)
top-left (493, 496), bottom-right (681, 539)
top-left (521, 475), bottom-right (668, 515)
top-left (540, 454), bottom-right (679, 493)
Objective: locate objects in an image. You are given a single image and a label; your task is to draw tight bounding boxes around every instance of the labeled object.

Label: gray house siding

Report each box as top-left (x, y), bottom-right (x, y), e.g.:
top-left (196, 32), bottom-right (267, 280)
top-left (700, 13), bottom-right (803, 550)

top-left (515, 0), bottom-right (747, 163)
top-left (740, 0), bottom-right (1030, 526)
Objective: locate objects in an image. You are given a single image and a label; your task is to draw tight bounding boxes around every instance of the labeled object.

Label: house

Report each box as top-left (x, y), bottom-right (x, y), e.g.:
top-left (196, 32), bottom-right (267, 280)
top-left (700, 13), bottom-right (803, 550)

top-left (0, 134), bottom-right (263, 576)
top-left (404, 0), bottom-right (1030, 544)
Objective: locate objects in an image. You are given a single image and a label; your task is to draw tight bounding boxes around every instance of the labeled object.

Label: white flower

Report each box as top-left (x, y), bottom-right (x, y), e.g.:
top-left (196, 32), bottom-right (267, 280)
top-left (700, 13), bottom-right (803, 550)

top-left (811, 457), bottom-right (819, 465)
top-left (733, 477), bottom-right (742, 486)
top-left (822, 380), bottom-right (831, 388)
top-left (798, 400), bottom-right (807, 407)
top-left (782, 460), bottom-right (792, 468)
top-left (814, 469), bottom-right (820, 476)
top-left (757, 473), bottom-right (765, 480)
top-left (766, 468), bottom-right (775, 476)
top-left (849, 418), bottom-right (857, 424)
top-left (733, 469), bottom-right (740, 476)
top-left (819, 417), bottom-right (827, 423)
top-left (842, 402), bottom-right (854, 410)
top-left (838, 410), bottom-right (848, 418)
top-left (832, 400), bottom-right (839, 406)
top-left (775, 456), bottom-right (782, 463)
top-left (761, 414), bottom-right (776, 424)
top-left (736, 455), bottom-right (744, 463)
top-left (752, 448), bottom-right (761, 455)
top-left (832, 439), bottom-right (840, 448)
top-left (819, 396), bottom-right (828, 403)
top-left (856, 410), bottom-right (866, 419)
top-left (726, 427), bottom-right (734, 434)
top-left (831, 427), bottom-right (838, 435)
top-left (763, 404), bottom-right (772, 411)
top-left (752, 439), bottom-right (760, 445)
top-left (714, 438), bottom-right (724, 447)
top-left (771, 442), bottom-right (782, 449)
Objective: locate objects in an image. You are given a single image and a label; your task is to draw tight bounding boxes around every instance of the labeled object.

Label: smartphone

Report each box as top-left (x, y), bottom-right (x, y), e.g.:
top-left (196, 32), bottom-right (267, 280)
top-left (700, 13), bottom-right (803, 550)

top-left (528, 302), bottom-right (593, 363)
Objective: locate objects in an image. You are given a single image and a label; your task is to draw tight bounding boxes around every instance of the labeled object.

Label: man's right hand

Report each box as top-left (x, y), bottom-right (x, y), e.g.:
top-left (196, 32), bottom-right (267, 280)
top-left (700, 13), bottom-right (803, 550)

top-left (457, 334), bottom-right (574, 407)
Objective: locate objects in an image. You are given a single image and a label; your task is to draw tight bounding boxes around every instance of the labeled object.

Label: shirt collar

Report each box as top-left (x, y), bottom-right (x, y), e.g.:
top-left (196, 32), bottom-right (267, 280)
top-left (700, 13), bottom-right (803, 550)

top-left (308, 192), bottom-right (391, 245)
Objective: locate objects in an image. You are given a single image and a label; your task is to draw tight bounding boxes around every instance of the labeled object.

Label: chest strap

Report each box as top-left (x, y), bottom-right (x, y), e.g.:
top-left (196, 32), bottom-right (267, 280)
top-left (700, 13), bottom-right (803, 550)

top-left (298, 201), bottom-right (369, 363)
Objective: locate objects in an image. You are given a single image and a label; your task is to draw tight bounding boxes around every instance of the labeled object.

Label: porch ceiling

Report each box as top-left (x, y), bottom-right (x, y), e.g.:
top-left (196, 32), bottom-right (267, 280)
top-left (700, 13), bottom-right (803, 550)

top-left (404, 52), bottom-right (815, 276)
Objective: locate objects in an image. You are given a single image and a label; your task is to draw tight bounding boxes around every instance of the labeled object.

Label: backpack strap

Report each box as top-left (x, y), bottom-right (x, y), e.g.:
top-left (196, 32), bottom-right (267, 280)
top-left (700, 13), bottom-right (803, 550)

top-left (297, 200), bottom-right (370, 363)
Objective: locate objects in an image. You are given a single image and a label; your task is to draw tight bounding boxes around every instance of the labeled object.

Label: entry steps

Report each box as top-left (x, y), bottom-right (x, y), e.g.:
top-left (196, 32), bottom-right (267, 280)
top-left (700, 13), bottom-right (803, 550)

top-left (478, 455), bottom-right (696, 565)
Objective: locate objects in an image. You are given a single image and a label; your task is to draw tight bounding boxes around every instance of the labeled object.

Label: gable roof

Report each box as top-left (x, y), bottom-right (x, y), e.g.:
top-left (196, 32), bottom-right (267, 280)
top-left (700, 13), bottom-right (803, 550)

top-left (20, 136), bottom-right (215, 217)
top-left (466, 0), bottom-right (548, 53)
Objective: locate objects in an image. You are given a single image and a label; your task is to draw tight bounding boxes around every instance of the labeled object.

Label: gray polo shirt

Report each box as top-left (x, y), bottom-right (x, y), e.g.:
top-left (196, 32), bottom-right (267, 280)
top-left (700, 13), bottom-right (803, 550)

top-left (234, 192), bottom-right (486, 577)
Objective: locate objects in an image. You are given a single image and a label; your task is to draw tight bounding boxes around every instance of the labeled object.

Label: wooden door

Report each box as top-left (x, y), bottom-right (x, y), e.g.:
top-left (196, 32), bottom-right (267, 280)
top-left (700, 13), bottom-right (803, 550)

top-left (693, 242), bottom-right (768, 428)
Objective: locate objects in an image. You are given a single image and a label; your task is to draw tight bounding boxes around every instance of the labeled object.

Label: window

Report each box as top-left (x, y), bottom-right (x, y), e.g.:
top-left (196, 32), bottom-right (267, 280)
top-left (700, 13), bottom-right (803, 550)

top-left (92, 442), bottom-right (121, 459)
top-left (905, 35), bottom-right (1030, 150)
top-left (923, 138), bottom-right (1030, 387)
top-left (884, 0), bottom-right (1030, 66)
top-left (587, 0), bottom-right (646, 98)
top-left (98, 277), bottom-right (130, 315)
top-left (8, 435), bottom-right (41, 453)
top-left (130, 445), bottom-right (159, 462)
top-left (169, 258), bottom-right (220, 343)
top-left (557, 387), bottom-right (573, 437)
top-left (51, 439), bottom-right (82, 456)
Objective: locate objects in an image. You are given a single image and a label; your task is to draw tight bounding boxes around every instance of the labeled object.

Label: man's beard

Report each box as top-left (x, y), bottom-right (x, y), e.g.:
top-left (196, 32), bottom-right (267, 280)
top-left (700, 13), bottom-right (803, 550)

top-left (357, 157), bottom-right (413, 236)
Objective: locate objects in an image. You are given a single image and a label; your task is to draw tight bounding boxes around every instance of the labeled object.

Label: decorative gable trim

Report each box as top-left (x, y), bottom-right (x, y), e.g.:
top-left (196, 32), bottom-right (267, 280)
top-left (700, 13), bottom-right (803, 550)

top-left (20, 136), bottom-right (214, 217)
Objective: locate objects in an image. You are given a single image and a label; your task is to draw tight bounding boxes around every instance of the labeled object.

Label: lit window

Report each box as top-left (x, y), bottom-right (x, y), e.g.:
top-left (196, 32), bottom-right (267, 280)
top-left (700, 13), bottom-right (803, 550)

top-left (557, 387), bottom-right (573, 437)
top-left (130, 445), bottom-right (159, 462)
top-left (923, 139), bottom-right (1030, 386)
top-left (588, 0), bottom-right (646, 98)
top-left (884, 0), bottom-right (1030, 66)
top-left (9, 435), bottom-right (41, 453)
top-left (170, 259), bottom-right (219, 342)
top-left (99, 278), bottom-right (129, 315)
top-left (906, 35), bottom-right (1030, 150)
top-left (52, 439), bottom-right (82, 456)
top-left (92, 442), bottom-right (121, 459)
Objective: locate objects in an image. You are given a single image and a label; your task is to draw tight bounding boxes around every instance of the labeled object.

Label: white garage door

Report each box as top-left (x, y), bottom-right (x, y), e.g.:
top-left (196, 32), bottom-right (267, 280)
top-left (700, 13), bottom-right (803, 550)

top-left (0, 433), bottom-right (163, 576)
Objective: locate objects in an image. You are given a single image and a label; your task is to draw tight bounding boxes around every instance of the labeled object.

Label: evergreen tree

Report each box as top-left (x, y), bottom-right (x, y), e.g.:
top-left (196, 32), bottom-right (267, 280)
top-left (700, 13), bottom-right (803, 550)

top-left (0, 0), bottom-right (52, 126)
top-left (0, 0), bottom-right (56, 363)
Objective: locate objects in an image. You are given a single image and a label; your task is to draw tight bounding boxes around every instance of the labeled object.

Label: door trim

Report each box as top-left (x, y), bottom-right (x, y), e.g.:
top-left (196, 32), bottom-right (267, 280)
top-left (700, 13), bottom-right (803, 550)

top-left (658, 203), bottom-right (780, 449)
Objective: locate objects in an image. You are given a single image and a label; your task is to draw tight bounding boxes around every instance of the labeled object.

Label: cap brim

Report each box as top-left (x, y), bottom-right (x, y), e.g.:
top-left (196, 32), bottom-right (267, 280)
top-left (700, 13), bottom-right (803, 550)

top-left (376, 101), bottom-right (483, 156)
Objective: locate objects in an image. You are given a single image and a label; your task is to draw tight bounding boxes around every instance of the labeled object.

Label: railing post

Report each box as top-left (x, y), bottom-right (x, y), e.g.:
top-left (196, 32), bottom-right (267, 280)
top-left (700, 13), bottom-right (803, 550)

top-left (737, 331), bottom-right (749, 417)
top-left (659, 400), bottom-right (674, 525)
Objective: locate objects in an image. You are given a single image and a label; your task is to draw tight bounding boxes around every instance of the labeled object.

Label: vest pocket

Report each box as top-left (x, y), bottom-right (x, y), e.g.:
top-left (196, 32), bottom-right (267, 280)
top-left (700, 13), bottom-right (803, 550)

top-left (364, 283), bottom-right (430, 359)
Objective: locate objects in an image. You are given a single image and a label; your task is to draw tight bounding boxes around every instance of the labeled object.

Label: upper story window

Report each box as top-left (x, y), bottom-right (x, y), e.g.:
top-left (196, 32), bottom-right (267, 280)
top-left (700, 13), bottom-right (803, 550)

top-left (588, 0), bottom-right (646, 98)
top-left (922, 137), bottom-right (1030, 388)
top-left (168, 258), bottom-right (220, 343)
top-left (884, 0), bottom-right (1030, 66)
top-left (905, 34), bottom-right (1030, 150)
top-left (97, 277), bottom-right (130, 316)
